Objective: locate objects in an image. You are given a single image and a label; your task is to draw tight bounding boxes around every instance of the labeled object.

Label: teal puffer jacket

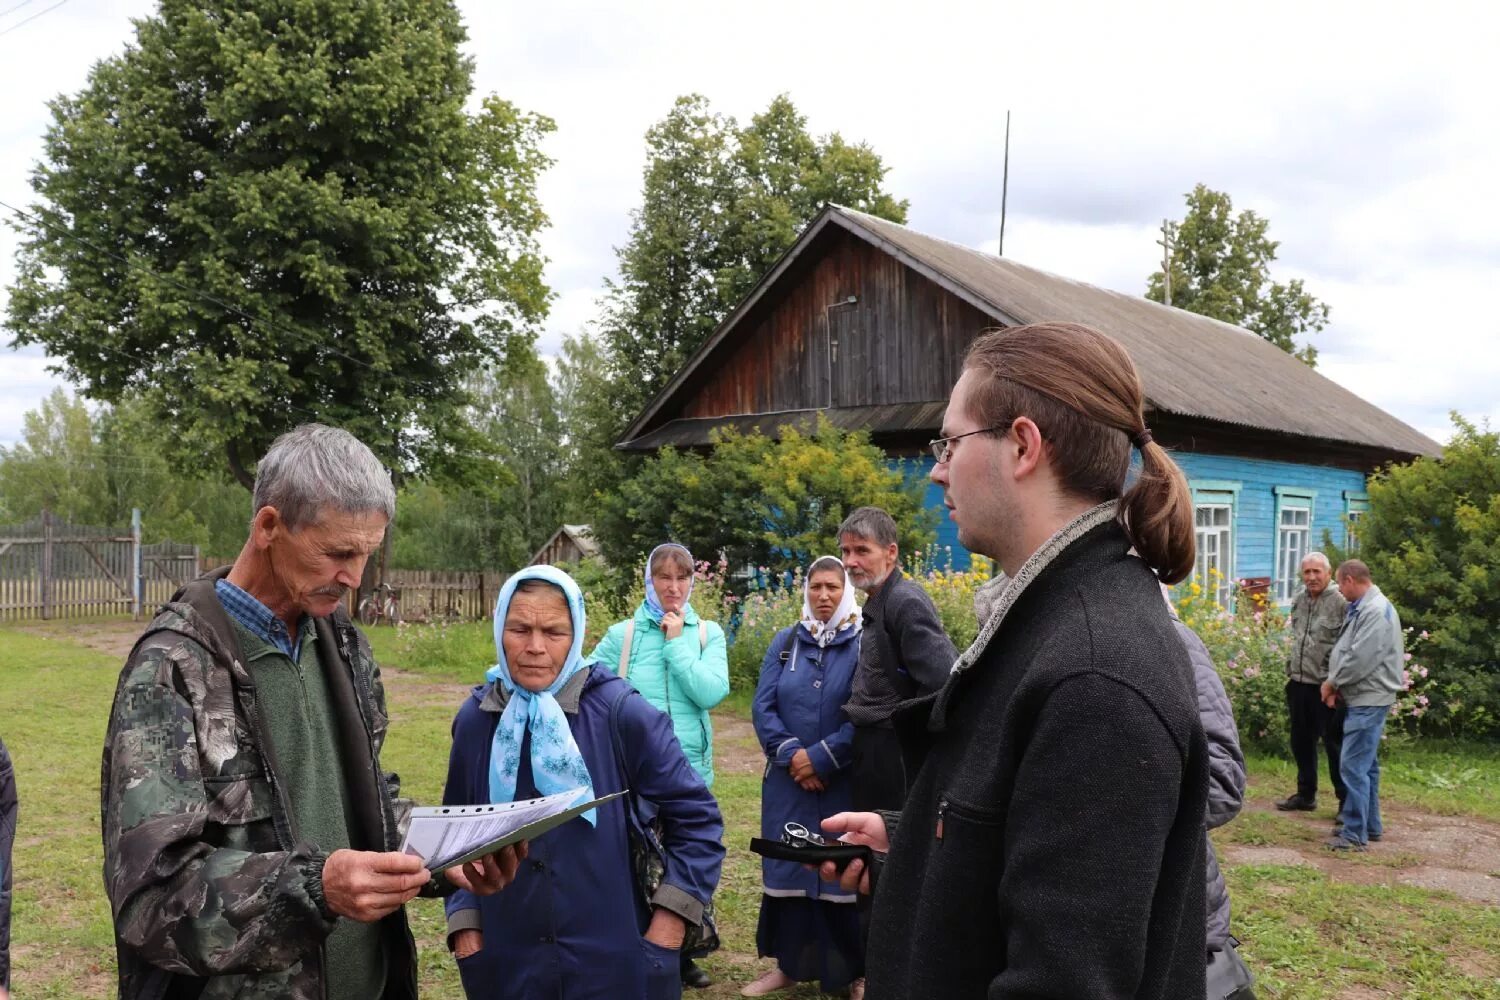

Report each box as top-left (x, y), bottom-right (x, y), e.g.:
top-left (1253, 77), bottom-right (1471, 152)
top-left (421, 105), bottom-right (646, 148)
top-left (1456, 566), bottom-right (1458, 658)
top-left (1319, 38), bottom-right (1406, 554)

top-left (590, 602), bottom-right (729, 786)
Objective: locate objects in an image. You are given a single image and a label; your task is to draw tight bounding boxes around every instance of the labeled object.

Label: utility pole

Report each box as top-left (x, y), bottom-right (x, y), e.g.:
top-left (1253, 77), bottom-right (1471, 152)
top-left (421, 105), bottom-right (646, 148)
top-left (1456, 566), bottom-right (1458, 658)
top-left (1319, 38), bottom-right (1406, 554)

top-left (1157, 218), bottom-right (1173, 306)
top-left (998, 110), bottom-right (1011, 257)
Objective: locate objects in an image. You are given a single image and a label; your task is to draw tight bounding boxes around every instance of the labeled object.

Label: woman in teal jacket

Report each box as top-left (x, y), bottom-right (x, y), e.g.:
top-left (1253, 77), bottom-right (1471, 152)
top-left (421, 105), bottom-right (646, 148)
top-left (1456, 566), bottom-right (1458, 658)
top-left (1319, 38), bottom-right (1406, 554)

top-left (592, 543), bottom-right (729, 786)
top-left (590, 542), bottom-right (729, 990)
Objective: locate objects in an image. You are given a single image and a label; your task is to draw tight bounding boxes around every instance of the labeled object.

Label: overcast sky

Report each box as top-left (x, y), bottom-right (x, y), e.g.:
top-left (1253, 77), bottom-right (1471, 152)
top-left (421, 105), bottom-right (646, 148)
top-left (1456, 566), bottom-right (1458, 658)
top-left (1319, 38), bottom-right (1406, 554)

top-left (3, 0), bottom-right (1497, 449)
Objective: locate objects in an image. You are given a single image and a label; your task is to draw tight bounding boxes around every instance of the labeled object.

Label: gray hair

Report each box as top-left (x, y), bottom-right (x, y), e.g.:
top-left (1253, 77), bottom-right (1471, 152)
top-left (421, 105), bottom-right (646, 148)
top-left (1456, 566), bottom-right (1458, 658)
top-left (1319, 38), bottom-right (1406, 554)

top-left (252, 424), bottom-right (395, 531)
top-left (1301, 551), bottom-right (1332, 571)
top-left (838, 506), bottom-right (898, 548)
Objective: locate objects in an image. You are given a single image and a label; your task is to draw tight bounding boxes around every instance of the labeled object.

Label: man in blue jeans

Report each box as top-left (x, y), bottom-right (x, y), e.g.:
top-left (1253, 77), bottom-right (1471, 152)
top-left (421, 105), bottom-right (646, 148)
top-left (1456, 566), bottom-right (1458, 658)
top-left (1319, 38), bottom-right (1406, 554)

top-left (1321, 559), bottom-right (1404, 851)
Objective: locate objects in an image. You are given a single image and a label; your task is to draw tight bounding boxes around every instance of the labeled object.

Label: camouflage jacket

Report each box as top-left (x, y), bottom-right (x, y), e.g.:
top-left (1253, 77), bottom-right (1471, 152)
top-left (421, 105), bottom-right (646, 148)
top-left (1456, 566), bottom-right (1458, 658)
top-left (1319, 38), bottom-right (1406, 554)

top-left (100, 569), bottom-right (421, 1000)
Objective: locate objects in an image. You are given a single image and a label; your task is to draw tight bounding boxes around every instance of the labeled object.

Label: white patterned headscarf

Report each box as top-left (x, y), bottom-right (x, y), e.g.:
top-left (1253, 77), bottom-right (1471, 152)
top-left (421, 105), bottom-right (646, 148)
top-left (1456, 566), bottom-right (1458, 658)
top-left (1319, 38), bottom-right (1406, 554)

top-left (799, 555), bottom-right (862, 647)
top-left (486, 565), bottom-right (597, 824)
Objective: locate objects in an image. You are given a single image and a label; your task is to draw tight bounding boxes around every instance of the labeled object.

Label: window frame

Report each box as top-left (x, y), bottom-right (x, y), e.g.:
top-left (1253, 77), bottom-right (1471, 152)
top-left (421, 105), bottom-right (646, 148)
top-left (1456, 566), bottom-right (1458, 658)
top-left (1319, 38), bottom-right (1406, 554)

top-left (1189, 480), bottom-right (1241, 609)
top-left (1273, 486), bottom-right (1317, 605)
top-left (1343, 490), bottom-right (1370, 553)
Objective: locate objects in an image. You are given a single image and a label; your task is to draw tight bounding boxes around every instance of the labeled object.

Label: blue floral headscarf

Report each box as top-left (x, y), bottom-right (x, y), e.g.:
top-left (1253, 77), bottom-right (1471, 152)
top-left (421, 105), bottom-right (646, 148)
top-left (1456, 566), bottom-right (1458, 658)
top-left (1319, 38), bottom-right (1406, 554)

top-left (643, 542), bottom-right (695, 624)
top-left (486, 565), bottom-right (597, 824)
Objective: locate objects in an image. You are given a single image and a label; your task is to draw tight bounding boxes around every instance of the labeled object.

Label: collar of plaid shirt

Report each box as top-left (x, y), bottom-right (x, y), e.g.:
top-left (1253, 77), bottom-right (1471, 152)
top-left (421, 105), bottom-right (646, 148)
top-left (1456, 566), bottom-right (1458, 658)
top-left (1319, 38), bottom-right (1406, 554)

top-left (214, 577), bottom-right (305, 660)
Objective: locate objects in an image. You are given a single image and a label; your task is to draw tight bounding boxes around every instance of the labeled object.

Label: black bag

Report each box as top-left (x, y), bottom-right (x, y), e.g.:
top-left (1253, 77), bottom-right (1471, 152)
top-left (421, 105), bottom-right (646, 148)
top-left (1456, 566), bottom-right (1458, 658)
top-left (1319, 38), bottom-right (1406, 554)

top-left (1206, 936), bottom-right (1256, 1000)
top-left (608, 690), bottom-right (721, 958)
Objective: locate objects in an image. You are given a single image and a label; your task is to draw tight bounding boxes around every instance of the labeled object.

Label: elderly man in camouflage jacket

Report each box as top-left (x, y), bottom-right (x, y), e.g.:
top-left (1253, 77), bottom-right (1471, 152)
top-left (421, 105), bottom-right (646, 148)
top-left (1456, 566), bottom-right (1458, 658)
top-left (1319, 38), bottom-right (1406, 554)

top-left (101, 425), bottom-right (523, 1000)
top-left (1276, 552), bottom-right (1348, 815)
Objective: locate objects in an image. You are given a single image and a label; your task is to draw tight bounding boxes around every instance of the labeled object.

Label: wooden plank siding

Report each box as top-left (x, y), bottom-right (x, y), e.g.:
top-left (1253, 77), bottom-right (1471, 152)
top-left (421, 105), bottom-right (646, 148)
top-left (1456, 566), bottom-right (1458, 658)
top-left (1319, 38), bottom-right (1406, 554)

top-left (681, 229), bottom-right (993, 420)
top-left (1173, 452), bottom-right (1367, 602)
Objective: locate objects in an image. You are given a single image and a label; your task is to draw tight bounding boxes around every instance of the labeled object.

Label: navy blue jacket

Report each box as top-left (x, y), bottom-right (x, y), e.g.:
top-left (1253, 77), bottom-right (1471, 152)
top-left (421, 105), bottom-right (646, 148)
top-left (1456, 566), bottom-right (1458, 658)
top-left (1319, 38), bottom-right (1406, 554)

top-left (753, 623), bottom-right (860, 898)
top-left (443, 665), bottom-right (724, 999)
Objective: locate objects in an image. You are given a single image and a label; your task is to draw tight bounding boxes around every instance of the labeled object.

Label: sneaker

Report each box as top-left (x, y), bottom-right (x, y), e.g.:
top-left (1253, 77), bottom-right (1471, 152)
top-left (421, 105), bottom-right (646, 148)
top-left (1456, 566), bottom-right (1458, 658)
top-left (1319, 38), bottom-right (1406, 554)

top-left (1324, 835), bottom-right (1366, 852)
top-left (740, 968), bottom-right (795, 997)
top-left (1276, 793), bottom-right (1317, 811)
top-left (1368, 831), bottom-right (1383, 842)
top-left (849, 977), bottom-right (867, 1000)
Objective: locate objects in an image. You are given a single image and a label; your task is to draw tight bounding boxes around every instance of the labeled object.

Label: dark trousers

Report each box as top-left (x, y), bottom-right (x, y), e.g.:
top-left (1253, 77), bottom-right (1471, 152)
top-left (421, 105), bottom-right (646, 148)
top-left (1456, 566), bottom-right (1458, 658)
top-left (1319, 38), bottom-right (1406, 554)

top-left (851, 725), bottom-right (908, 813)
top-left (1286, 681), bottom-right (1346, 803)
top-left (850, 725), bottom-right (906, 963)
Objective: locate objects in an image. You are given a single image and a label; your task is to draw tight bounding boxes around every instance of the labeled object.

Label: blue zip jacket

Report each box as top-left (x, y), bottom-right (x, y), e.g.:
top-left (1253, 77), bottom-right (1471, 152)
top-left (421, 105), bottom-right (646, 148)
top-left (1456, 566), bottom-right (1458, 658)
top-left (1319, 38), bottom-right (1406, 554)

top-left (442, 665), bottom-right (724, 1000)
top-left (752, 622), bottom-right (860, 898)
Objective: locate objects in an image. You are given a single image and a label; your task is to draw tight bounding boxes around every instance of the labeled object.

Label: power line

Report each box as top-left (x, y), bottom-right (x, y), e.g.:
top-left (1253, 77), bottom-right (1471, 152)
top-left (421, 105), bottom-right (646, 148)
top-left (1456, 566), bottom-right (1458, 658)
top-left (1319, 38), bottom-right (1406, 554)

top-left (0, 0), bottom-right (41, 20)
top-left (0, 0), bottom-right (68, 38)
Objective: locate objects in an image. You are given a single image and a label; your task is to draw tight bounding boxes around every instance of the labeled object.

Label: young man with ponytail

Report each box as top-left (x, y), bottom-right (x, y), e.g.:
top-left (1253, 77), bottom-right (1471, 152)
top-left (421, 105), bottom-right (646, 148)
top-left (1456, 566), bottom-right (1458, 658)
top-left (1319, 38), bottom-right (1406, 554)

top-left (822, 323), bottom-right (1209, 999)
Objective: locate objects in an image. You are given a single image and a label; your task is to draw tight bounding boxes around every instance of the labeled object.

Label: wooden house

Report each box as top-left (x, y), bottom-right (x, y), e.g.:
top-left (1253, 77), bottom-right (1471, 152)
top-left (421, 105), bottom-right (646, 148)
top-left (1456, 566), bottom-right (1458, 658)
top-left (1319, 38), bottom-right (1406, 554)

top-left (528, 524), bottom-right (602, 567)
top-left (617, 206), bottom-right (1441, 606)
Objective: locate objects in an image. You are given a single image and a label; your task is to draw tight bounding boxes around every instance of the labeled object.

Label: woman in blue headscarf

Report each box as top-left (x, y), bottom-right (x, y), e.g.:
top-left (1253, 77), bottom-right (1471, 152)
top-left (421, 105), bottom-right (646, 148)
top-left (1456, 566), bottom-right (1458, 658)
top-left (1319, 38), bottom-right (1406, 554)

top-left (591, 544), bottom-right (730, 790)
top-left (443, 565), bottom-right (725, 1000)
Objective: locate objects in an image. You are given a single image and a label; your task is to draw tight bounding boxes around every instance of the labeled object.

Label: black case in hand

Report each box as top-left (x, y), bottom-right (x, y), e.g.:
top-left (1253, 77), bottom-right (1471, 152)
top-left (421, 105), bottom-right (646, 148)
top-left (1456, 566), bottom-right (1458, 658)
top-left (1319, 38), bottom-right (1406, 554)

top-left (748, 837), bottom-right (871, 869)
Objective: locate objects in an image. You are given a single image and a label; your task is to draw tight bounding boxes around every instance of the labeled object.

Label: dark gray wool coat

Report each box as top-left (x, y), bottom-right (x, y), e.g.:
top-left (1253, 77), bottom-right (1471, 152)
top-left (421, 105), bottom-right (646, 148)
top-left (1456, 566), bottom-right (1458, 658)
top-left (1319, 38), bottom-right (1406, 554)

top-left (873, 513), bottom-right (1209, 1000)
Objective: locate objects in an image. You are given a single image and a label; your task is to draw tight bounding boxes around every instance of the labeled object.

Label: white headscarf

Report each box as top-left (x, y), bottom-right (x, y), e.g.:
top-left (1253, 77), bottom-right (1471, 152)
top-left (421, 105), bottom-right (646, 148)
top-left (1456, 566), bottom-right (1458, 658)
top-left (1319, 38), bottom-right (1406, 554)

top-left (799, 555), bottom-right (862, 647)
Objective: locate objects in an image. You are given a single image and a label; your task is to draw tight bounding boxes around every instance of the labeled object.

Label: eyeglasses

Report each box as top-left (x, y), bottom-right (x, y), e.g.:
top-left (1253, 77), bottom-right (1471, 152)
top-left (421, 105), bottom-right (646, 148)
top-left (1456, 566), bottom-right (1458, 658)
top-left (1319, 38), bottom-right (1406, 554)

top-left (928, 425), bottom-right (1007, 464)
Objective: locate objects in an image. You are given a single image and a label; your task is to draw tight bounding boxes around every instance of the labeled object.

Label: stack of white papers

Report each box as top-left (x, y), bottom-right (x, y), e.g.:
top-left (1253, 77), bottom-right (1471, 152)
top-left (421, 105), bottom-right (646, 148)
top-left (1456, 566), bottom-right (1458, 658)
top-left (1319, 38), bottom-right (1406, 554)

top-left (402, 787), bottom-right (628, 871)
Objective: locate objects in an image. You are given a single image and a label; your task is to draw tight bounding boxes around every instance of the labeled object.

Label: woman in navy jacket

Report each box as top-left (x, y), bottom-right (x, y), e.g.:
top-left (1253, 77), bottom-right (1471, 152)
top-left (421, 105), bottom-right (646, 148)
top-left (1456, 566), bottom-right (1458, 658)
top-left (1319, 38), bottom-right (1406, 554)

top-left (443, 565), bottom-right (725, 1000)
top-left (744, 557), bottom-right (863, 997)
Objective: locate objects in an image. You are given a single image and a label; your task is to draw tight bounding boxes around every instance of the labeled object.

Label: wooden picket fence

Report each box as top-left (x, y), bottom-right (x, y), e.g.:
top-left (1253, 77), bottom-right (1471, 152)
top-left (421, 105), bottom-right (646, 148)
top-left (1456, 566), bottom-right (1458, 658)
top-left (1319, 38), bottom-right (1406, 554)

top-left (373, 569), bottom-right (506, 624)
top-left (0, 512), bottom-right (199, 622)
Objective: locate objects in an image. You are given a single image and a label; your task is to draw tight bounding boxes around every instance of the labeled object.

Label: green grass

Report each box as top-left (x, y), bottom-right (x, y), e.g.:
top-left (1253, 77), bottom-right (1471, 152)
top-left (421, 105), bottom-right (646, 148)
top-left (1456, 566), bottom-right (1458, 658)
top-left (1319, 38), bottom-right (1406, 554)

top-left (6, 620), bottom-right (1500, 999)
top-left (1228, 865), bottom-right (1500, 998)
top-left (1244, 741), bottom-right (1500, 822)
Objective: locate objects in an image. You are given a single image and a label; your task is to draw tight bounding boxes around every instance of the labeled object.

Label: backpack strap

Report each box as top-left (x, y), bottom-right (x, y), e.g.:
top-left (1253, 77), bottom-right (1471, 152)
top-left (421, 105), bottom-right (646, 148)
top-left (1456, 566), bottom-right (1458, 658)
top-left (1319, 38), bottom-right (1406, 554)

top-left (618, 619), bottom-right (636, 678)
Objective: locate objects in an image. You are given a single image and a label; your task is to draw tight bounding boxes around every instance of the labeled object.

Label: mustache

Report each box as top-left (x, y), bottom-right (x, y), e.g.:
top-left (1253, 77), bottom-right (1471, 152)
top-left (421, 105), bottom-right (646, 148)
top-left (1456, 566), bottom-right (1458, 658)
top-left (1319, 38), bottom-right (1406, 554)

top-left (311, 586), bottom-right (348, 598)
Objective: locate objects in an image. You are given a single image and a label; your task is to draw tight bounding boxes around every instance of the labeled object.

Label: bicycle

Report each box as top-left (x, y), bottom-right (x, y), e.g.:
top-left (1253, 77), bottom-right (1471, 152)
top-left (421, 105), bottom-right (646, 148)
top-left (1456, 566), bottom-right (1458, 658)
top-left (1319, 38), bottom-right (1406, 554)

top-left (357, 582), bottom-right (402, 626)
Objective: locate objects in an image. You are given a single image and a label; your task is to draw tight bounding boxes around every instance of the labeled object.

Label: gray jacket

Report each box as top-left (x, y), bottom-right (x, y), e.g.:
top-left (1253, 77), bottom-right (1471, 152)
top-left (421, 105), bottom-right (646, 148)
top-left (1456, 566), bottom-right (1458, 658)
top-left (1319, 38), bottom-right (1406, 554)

top-left (1287, 586), bottom-right (1348, 685)
top-left (1328, 584), bottom-right (1405, 707)
top-left (1175, 620), bottom-right (1247, 953)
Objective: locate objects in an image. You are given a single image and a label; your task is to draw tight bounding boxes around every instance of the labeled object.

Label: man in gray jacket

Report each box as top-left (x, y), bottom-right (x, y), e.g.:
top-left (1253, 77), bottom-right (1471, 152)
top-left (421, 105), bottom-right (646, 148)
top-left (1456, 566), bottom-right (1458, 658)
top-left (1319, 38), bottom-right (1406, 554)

top-left (1276, 553), bottom-right (1348, 814)
top-left (1322, 559), bottom-right (1404, 851)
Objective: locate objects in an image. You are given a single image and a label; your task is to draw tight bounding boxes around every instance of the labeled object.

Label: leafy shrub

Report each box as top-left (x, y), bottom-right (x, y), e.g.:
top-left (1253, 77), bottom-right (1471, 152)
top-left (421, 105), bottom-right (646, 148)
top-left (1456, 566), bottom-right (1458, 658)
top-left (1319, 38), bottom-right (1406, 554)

top-left (913, 557), bottom-right (993, 652)
top-left (729, 571), bottom-right (805, 692)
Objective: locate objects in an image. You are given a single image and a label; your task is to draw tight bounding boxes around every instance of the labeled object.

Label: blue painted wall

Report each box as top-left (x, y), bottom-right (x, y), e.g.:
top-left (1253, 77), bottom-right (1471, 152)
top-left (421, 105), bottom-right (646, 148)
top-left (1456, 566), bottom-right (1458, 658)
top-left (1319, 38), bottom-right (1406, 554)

top-left (890, 452), bottom-right (1370, 589)
top-left (1173, 452), bottom-right (1367, 597)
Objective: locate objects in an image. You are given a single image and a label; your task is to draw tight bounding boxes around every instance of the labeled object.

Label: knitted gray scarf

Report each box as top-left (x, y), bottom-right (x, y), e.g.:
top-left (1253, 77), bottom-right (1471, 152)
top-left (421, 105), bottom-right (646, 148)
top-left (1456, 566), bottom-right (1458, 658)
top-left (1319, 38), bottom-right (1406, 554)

top-left (953, 501), bottom-right (1120, 675)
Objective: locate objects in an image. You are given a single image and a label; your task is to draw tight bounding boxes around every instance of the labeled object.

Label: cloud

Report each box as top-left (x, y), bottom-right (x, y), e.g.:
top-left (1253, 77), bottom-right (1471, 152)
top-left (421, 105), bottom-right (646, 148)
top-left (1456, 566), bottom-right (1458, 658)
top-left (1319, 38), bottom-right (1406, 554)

top-left (2, 0), bottom-right (1498, 457)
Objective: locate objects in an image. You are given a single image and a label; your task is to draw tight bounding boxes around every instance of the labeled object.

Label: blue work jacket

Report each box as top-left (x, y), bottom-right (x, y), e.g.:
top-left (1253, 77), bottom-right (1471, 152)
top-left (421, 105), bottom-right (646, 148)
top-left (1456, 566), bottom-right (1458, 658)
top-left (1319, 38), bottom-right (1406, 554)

top-left (443, 665), bottom-right (724, 999)
top-left (752, 623), bottom-right (860, 899)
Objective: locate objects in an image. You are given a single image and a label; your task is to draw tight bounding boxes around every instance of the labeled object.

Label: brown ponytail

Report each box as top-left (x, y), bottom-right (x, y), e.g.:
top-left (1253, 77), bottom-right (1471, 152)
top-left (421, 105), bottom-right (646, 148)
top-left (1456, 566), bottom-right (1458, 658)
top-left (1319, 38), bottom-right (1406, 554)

top-left (962, 323), bottom-right (1196, 583)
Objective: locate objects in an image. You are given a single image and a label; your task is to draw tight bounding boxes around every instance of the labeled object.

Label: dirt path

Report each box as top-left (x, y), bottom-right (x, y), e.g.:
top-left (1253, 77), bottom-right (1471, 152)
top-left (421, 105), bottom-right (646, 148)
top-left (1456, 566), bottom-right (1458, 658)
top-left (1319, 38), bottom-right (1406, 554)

top-left (1222, 799), bottom-right (1500, 905)
top-left (17, 617), bottom-right (146, 661)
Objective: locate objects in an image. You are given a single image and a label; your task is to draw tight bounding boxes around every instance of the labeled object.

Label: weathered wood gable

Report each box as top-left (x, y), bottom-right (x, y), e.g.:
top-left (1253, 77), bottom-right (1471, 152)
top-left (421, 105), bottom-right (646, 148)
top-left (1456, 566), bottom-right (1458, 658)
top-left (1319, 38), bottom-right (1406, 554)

top-left (680, 227), bottom-right (992, 420)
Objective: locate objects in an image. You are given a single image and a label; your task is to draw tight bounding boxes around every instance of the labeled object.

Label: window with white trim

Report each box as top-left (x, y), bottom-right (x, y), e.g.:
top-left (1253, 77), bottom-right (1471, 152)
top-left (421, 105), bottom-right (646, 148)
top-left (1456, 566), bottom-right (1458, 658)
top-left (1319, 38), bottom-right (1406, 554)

top-left (1189, 480), bottom-right (1240, 609)
top-left (1344, 491), bottom-right (1370, 553)
top-left (1274, 487), bottom-right (1316, 604)
top-left (1195, 503), bottom-right (1235, 607)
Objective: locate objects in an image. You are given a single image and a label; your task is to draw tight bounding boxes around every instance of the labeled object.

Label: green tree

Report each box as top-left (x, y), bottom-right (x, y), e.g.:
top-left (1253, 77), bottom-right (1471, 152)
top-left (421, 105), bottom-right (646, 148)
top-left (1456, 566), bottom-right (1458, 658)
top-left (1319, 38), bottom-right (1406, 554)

top-left (1147, 184), bottom-right (1329, 365)
top-left (553, 330), bottom-right (626, 522)
top-left (1360, 415), bottom-right (1500, 736)
top-left (594, 418), bottom-right (934, 584)
top-left (0, 389), bottom-right (246, 552)
top-left (600, 93), bottom-right (908, 422)
top-left (5, 0), bottom-right (554, 487)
